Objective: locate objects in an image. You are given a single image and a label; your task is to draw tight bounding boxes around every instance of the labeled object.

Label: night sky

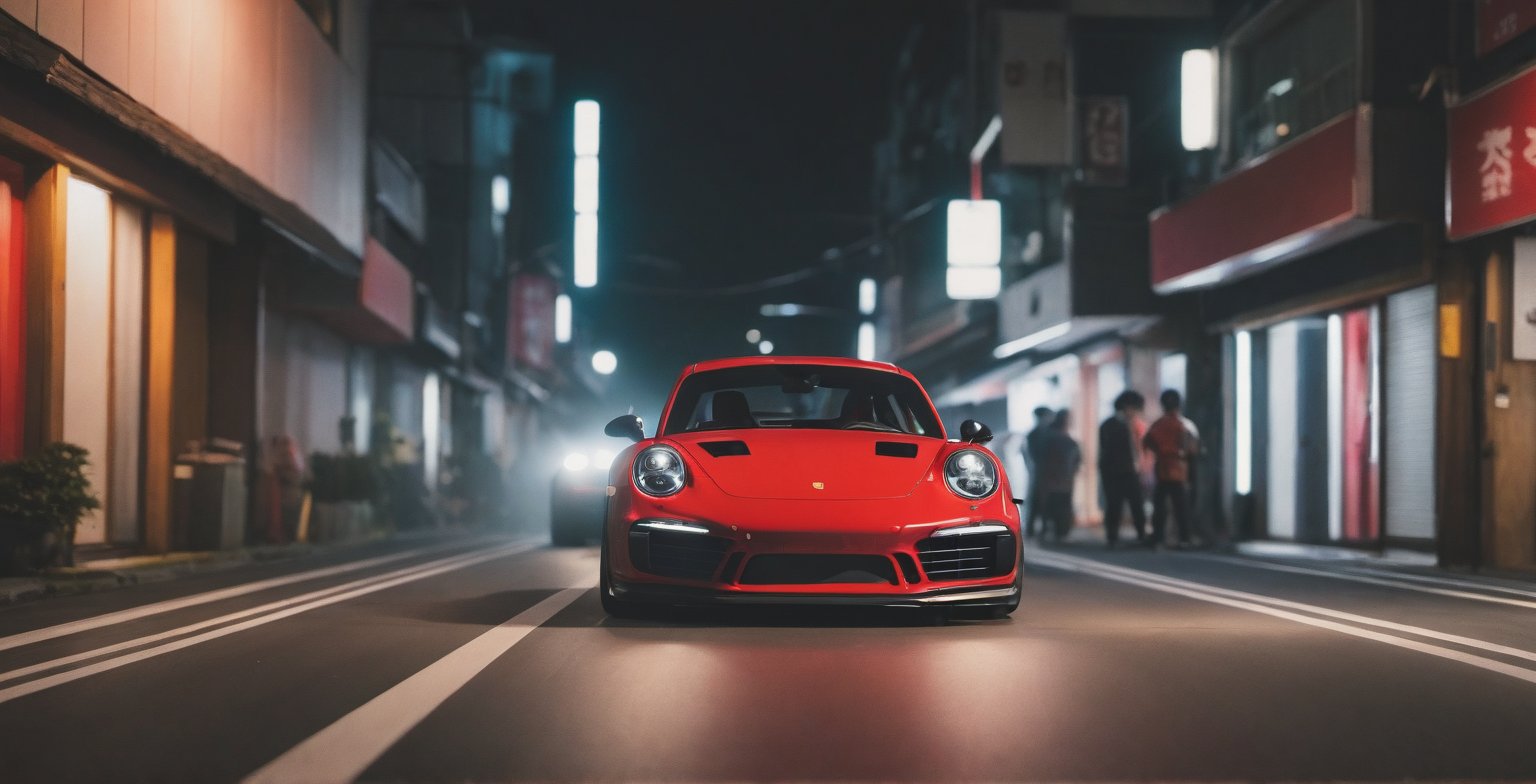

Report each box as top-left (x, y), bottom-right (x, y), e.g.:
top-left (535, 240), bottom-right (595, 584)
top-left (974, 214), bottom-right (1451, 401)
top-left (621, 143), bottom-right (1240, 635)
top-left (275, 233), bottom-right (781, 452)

top-left (472, 0), bottom-right (947, 423)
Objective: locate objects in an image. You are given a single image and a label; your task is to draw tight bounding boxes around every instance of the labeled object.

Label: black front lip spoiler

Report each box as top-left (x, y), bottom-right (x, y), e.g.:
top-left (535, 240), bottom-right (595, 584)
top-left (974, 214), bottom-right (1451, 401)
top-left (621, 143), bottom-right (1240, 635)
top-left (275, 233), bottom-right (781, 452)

top-left (611, 578), bottom-right (1019, 608)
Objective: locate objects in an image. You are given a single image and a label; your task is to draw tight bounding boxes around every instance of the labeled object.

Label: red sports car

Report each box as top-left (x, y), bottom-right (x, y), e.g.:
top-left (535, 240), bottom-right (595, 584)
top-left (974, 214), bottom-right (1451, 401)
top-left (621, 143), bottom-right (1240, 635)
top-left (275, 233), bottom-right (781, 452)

top-left (597, 356), bottom-right (1022, 619)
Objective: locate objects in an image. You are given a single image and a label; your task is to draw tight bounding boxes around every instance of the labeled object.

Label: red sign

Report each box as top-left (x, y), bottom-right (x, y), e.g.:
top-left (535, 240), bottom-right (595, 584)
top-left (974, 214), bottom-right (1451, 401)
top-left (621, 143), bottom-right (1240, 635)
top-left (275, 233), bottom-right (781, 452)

top-left (359, 238), bottom-right (415, 343)
top-left (1150, 111), bottom-right (1358, 291)
top-left (1478, 0), bottom-right (1536, 57)
top-left (1081, 96), bottom-right (1128, 186)
top-left (1448, 63), bottom-right (1536, 240)
top-left (508, 275), bottom-right (556, 371)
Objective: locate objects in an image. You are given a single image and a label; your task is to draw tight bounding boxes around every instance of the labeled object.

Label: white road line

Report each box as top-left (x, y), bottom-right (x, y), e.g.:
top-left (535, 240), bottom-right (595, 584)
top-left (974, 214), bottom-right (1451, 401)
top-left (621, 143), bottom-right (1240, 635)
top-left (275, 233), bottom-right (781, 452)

top-left (1032, 552), bottom-right (1536, 665)
top-left (0, 542), bottom-right (537, 706)
top-left (0, 544), bottom-right (523, 687)
top-left (1336, 564), bottom-right (1536, 600)
top-left (1191, 554), bottom-right (1536, 611)
top-left (243, 584), bottom-right (593, 784)
top-left (0, 537), bottom-right (479, 654)
top-left (1029, 552), bottom-right (1536, 687)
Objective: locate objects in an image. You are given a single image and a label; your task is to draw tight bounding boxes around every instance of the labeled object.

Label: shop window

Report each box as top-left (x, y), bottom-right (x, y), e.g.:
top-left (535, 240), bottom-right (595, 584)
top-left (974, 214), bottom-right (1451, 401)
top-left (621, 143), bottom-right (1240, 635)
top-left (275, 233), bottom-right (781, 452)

top-left (1231, 1), bottom-right (1358, 162)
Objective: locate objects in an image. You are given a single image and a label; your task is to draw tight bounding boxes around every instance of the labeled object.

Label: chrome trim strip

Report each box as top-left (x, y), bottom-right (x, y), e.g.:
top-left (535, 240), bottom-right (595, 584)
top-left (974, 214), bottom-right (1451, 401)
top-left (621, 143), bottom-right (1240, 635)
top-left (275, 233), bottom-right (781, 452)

top-left (914, 586), bottom-right (1019, 604)
top-left (931, 523), bottom-right (1012, 537)
top-left (635, 520), bottom-right (711, 535)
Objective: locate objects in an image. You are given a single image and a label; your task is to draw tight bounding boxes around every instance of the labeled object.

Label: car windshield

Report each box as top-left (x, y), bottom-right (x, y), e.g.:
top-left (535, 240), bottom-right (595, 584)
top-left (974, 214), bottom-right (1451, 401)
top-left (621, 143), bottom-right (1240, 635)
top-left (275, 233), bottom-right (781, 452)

top-left (662, 365), bottom-right (943, 437)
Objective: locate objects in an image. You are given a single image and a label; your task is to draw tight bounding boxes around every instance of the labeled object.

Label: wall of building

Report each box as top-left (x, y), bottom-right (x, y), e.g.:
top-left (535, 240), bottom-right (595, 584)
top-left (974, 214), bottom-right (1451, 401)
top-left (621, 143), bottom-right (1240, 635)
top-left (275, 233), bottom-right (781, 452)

top-left (0, 0), bottom-right (369, 256)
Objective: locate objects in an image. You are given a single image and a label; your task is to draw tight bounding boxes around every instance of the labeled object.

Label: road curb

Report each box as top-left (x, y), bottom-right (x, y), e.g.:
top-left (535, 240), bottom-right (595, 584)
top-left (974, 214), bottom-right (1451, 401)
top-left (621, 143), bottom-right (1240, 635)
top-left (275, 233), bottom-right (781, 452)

top-left (0, 529), bottom-right (493, 607)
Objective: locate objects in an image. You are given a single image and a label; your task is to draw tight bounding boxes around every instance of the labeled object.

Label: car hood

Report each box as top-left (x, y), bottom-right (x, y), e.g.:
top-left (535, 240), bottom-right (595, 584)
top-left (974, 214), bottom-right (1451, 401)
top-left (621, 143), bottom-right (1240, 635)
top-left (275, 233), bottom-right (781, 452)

top-left (668, 430), bottom-right (942, 500)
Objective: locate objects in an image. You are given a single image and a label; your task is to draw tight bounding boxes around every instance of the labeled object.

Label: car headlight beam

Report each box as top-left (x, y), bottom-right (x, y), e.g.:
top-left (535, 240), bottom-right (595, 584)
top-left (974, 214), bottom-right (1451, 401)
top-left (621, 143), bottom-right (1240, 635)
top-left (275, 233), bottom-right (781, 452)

top-left (944, 449), bottom-right (998, 499)
top-left (633, 445), bottom-right (686, 497)
top-left (562, 452), bottom-right (590, 472)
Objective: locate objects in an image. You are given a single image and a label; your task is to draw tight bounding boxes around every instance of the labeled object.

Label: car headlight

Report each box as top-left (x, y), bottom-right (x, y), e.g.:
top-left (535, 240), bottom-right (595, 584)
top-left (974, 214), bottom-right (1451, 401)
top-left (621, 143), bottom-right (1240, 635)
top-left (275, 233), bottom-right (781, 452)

top-left (633, 445), bottom-right (686, 496)
top-left (944, 449), bottom-right (997, 499)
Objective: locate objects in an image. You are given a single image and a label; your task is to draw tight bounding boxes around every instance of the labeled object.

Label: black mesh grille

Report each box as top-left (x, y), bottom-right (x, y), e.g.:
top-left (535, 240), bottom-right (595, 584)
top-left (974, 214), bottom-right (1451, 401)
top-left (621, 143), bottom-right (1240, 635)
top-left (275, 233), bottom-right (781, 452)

top-left (629, 527), bottom-right (731, 580)
top-left (738, 555), bottom-right (898, 585)
top-left (916, 530), bottom-right (1016, 581)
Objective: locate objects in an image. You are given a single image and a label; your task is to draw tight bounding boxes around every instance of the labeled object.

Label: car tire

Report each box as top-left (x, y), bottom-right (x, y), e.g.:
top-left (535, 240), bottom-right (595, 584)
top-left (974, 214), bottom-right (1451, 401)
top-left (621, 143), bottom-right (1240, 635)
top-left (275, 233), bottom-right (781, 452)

top-left (599, 530), bottom-right (645, 619)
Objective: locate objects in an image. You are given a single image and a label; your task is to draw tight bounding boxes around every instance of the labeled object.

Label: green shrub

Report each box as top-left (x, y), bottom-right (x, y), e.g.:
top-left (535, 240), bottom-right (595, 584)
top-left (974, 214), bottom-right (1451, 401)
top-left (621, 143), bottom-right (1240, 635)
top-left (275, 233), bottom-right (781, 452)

top-left (0, 443), bottom-right (101, 571)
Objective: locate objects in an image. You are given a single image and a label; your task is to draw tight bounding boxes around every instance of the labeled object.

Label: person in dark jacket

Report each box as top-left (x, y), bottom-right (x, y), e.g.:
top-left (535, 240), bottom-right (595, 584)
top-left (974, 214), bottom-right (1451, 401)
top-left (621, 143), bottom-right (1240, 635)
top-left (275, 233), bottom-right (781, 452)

top-left (1098, 391), bottom-right (1147, 548)
top-left (1022, 406), bottom-right (1055, 538)
top-left (1037, 409), bottom-right (1081, 542)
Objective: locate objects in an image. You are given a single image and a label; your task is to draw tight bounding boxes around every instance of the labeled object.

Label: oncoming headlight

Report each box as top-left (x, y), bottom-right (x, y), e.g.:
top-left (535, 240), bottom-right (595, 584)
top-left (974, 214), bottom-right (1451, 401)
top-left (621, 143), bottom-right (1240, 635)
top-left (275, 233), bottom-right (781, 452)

top-left (944, 449), bottom-right (997, 499)
top-left (633, 445), bottom-right (686, 497)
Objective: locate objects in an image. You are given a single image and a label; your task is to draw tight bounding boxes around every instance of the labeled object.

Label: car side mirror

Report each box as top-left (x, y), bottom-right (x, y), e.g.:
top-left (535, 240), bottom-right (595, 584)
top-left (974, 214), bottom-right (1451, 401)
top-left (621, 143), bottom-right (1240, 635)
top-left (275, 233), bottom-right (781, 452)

top-left (959, 419), bottom-right (993, 445)
top-left (605, 414), bottom-right (645, 443)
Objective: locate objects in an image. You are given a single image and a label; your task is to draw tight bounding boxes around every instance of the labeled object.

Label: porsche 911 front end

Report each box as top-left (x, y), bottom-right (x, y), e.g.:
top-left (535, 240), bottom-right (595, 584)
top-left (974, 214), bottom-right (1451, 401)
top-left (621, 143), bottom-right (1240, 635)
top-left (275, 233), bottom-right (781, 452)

top-left (598, 357), bottom-right (1022, 619)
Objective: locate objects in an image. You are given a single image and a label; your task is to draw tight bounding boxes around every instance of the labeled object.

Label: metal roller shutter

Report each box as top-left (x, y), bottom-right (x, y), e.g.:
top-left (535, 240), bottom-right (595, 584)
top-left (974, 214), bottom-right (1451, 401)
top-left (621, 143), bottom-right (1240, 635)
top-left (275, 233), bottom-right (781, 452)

top-left (1383, 286), bottom-right (1437, 540)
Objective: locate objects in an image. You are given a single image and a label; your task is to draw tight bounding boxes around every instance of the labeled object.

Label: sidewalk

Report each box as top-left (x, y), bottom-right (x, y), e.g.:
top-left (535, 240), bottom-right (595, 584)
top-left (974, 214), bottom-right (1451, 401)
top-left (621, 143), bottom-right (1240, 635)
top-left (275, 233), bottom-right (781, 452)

top-left (1041, 522), bottom-right (1536, 588)
top-left (0, 529), bottom-right (414, 606)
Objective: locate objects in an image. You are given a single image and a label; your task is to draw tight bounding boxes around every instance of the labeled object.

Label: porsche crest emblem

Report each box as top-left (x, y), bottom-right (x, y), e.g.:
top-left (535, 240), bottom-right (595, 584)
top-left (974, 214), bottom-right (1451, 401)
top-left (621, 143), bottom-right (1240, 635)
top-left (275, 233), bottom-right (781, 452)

top-left (811, 481), bottom-right (825, 490)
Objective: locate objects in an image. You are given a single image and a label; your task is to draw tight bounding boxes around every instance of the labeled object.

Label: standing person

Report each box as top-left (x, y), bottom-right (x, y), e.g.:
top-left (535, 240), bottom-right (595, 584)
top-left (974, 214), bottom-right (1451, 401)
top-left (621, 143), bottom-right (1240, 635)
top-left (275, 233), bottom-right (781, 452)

top-left (1143, 389), bottom-right (1201, 548)
top-left (1037, 409), bottom-right (1081, 543)
top-left (1098, 391), bottom-right (1147, 548)
top-left (1022, 406), bottom-right (1055, 539)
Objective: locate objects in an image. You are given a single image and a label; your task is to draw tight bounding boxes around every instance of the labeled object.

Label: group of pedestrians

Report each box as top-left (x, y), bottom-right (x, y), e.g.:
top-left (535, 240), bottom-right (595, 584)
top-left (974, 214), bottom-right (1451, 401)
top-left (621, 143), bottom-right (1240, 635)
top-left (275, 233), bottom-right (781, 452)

top-left (1021, 389), bottom-right (1205, 549)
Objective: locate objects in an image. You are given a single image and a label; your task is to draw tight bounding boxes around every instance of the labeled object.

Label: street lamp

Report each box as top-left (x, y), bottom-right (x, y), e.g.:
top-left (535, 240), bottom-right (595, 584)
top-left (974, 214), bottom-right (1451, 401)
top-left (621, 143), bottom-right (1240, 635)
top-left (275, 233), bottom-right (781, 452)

top-left (758, 340), bottom-right (775, 355)
top-left (592, 349), bottom-right (617, 375)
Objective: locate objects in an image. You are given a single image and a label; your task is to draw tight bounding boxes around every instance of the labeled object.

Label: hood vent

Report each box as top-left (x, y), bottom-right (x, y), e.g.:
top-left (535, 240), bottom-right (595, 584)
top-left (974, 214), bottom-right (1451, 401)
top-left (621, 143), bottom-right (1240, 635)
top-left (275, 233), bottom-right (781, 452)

top-left (699, 440), bottom-right (751, 457)
top-left (874, 442), bottom-right (919, 458)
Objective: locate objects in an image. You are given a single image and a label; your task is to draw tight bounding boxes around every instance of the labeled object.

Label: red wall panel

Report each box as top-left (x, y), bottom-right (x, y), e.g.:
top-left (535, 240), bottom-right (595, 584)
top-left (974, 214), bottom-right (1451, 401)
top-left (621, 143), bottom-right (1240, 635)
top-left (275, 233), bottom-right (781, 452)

top-left (1150, 111), bottom-right (1359, 290)
top-left (0, 158), bottom-right (25, 461)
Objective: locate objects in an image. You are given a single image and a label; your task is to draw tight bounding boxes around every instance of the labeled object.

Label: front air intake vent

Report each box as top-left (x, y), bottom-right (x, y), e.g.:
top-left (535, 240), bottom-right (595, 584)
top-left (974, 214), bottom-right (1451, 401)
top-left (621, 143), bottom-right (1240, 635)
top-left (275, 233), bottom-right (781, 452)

top-left (629, 527), bottom-right (731, 580)
top-left (739, 555), bottom-right (898, 585)
top-left (916, 530), bottom-right (1016, 581)
top-left (874, 442), bottom-right (919, 458)
top-left (699, 440), bottom-right (750, 457)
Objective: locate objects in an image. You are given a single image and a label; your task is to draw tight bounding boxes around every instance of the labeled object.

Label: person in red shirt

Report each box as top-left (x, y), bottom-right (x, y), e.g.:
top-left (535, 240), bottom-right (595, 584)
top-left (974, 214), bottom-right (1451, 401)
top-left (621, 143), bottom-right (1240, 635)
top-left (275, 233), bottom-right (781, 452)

top-left (1142, 389), bottom-right (1201, 548)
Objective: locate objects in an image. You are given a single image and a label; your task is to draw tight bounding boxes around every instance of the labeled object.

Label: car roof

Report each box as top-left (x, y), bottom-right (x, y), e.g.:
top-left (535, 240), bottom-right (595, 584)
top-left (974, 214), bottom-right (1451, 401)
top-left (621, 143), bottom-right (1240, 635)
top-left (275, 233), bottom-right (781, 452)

top-left (681, 355), bottom-right (915, 379)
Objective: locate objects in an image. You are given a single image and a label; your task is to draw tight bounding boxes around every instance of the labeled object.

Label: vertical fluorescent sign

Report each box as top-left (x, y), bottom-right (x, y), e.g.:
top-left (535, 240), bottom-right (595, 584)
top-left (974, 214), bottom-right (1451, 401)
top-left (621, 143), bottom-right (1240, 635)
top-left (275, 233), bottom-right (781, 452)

top-left (1234, 330), bottom-right (1252, 495)
top-left (1181, 49), bottom-right (1218, 151)
top-left (858, 278), bottom-right (877, 315)
top-left (574, 100), bottom-right (600, 288)
top-left (555, 294), bottom-right (572, 344)
top-left (946, 199), bottom-right (1002, 300)
top-left (857, 322), bottom-right (876, 361)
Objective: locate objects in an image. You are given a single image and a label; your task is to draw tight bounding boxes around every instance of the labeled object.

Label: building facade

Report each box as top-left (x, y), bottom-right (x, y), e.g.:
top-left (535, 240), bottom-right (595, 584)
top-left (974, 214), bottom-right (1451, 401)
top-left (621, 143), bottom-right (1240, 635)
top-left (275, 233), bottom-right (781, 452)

top-left (0, 0), bottom-right (562, 553)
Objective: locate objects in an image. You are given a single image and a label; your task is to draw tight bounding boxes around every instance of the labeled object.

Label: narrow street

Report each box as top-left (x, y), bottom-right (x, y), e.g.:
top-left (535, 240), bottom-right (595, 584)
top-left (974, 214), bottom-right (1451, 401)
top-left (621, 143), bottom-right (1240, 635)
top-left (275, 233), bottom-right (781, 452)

top-left (2, 534), bottom-right (1533, 783)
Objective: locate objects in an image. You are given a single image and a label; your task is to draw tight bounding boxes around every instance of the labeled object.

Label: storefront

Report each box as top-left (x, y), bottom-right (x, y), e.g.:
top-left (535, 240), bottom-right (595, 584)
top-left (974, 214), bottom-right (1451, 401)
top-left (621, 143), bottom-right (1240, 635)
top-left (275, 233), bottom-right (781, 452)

top-left (1152, 103), bottom-right (1442, 548)
top-left (1445, 59), bottom-right (1536, 573)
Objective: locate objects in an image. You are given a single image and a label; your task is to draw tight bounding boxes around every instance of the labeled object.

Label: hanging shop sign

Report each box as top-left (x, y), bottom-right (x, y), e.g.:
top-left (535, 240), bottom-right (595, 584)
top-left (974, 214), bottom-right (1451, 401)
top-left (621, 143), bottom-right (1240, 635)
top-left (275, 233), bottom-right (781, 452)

top-left (1478, 0), bottom-right (1536, 57)
top-left (509, 274), bottom-right (556, 370)
top-left (997, 11), bottom-right (1071, 166)
top-left (1080, 96), bottom-right (1128, 186)
top-left (1448, 63), bottom-right (1536, 240)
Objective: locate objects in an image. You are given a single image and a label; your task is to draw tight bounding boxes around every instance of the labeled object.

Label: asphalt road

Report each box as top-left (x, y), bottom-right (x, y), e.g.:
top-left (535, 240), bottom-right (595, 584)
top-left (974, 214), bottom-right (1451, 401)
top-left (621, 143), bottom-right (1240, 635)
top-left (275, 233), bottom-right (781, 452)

top-left (2, 533), bottom-right (1535, 783)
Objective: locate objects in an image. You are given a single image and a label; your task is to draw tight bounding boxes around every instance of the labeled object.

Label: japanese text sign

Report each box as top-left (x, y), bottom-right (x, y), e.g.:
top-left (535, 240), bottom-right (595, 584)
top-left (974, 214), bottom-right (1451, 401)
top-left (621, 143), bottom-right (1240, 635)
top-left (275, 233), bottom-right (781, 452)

top-left (1449, 63), bottom-right (1536, 240)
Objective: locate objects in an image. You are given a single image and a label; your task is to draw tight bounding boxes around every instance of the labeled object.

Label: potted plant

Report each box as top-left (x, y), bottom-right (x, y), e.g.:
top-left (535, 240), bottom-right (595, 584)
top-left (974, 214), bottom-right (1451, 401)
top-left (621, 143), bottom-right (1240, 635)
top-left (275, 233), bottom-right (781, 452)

top-left (0, 443), bottom-right (101, 573)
